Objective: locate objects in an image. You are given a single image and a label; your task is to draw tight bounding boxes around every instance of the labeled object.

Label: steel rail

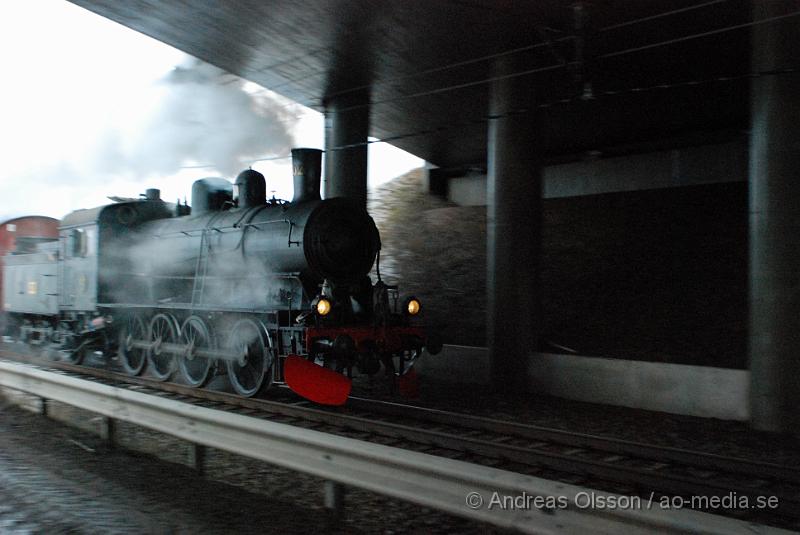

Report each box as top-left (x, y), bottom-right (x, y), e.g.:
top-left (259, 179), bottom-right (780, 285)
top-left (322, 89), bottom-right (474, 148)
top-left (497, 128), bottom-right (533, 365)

top-left (343, 396), bottom-right (800, 484)
top-left (0, 359), bottom-right (786, 535)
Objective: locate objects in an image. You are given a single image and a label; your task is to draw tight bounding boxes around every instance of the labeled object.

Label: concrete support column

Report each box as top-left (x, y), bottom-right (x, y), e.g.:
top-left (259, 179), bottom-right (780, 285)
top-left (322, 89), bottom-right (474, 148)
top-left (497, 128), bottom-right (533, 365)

top-left (749, 5), bottom-right (800, 432)
top-left (486, 57), bottom-right (542, 392)
top-left (323, 90), bottom-right (369, 205)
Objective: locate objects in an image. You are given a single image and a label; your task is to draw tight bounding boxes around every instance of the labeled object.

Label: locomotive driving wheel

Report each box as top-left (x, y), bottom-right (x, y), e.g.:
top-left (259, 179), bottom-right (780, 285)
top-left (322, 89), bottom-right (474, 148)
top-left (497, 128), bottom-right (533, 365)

top-left (146, 313), bottom-right (178, 381)
top-left (178, 316), bottom-right (213, 388)
top-left (119, 315), bottom-right (147, 375)
top-left (225, 318), bottom-right (272, 397)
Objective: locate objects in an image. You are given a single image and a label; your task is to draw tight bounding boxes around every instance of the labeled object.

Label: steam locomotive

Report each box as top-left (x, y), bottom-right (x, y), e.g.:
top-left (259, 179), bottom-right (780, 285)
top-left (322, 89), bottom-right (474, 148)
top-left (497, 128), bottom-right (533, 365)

top-left (1, 148), bottom-right (441, 404)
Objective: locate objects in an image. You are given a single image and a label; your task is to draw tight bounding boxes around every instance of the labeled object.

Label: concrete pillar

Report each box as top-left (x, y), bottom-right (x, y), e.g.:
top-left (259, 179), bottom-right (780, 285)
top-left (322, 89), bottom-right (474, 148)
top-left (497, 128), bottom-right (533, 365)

top-left (323, 90), bottom-right (369, 205)
top-left (486, 56), bottom-right (542, 392)
top-left (749, 4), bottom-right (800, 432)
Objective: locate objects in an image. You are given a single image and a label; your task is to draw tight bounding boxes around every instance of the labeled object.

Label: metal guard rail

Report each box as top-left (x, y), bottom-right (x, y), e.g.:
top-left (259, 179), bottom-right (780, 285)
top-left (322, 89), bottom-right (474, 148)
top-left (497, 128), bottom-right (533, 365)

top-left (0, 360), bottom-right (785, 535)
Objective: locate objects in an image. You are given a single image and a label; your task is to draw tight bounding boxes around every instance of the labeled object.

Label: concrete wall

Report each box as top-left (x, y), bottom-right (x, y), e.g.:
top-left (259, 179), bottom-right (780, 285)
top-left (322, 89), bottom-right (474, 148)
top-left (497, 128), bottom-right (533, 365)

top-left (448, 172), bottom-right (487, 206)
top-left (447, 139), bottom-right (747, 206)
top-left (417, 345), bottom-right (749, 421)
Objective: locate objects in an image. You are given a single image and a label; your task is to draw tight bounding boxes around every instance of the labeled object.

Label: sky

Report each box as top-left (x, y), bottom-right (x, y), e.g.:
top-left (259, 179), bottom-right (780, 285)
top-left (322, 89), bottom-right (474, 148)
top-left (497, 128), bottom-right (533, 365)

top-left (0, 0), bottom-right (423, 221)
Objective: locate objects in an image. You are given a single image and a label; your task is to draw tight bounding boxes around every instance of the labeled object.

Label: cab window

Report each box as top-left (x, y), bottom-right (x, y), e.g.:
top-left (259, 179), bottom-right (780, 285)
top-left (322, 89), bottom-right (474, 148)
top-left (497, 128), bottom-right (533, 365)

top-left (84, 227), bottom-right (96, 256)
top-left (71, 228), bottom-right (86, 257)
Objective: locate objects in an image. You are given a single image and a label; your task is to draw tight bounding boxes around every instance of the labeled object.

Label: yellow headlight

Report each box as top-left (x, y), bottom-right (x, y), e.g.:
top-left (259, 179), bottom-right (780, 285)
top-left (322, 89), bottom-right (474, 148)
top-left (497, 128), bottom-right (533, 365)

top-left (407, 298), bottom-right (421, 315)
top-left (316, 298), bottom-right (332, 316)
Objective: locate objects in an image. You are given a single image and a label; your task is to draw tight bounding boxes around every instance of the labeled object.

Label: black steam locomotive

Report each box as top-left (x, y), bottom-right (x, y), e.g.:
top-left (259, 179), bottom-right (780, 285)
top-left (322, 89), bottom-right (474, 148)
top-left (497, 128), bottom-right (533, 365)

top-left (2, 149), bottom-right (441, 404)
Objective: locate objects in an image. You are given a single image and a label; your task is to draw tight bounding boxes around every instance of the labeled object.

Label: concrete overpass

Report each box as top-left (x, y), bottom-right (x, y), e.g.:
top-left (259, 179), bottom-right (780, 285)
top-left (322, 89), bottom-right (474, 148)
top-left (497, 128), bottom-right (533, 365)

top-left (68, 0), bottom-right (800, 432)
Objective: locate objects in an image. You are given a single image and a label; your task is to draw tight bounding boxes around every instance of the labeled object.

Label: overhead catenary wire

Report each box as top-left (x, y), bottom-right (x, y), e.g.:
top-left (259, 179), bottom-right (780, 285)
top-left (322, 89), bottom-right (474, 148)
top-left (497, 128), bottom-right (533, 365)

top-left (313, 0), bottom-right (734, 103)
top-left (372, 68), bottom-right (797, 145)
top-left (600, 8), bottom-right (800, 59)
top-left (599, 0), bottom-right (729, 32)
top-left (328, 8), bottom-right (800, 117)
top-left (244, 0), bottom-right (736, 113)
top-left (183, 66), bottom-right (797, 171)
top-left (179, 4), bottom-right (800, 171)
top-left (180, 153), bottom-right (292, 170)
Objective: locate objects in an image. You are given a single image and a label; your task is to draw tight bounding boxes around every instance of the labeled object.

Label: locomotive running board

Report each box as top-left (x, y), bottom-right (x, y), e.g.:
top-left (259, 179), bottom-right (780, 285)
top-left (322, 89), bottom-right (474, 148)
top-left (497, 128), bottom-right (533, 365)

top-left (284, 355), bottom-right (352, 406)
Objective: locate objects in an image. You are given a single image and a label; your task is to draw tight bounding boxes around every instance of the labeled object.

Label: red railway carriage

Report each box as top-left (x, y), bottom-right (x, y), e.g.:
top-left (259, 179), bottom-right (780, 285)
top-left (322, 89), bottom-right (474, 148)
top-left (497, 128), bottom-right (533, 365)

top-left (0, 216), bottom-right (59, 310)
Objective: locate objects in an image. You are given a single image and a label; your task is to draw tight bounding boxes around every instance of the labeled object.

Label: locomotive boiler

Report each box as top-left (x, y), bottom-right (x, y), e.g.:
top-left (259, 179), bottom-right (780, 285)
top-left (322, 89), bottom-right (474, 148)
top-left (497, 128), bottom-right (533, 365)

top-left (3, 148), bottom-right (441, 404)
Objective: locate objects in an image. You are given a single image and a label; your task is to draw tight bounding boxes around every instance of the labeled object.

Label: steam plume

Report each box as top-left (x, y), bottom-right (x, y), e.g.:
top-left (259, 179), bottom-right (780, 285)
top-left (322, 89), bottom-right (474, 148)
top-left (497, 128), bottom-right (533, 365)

top-left (1, 58), bottom-right (297, 219)
top-left (124, 60), bottom-right (295, 177)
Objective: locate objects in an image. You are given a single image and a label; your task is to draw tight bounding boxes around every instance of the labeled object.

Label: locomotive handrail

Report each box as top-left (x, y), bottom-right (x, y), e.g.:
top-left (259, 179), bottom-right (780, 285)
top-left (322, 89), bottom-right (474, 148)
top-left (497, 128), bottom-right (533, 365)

top-left (111, 272), bottom-right (301, 281)
top-left (153, 218), bottom-right (293, 240)
top-left (286, 219), bottom-right (300, 247)
top-left (0, 360), bottom-right (782, 535)
top-left (240, 218), bottom-right (294, 227)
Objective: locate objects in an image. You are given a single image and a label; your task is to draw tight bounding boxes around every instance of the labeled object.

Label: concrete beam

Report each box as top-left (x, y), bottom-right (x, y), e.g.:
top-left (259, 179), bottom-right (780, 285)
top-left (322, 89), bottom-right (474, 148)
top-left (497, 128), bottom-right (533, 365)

top-left (447, 139), bottom-right (748, 206)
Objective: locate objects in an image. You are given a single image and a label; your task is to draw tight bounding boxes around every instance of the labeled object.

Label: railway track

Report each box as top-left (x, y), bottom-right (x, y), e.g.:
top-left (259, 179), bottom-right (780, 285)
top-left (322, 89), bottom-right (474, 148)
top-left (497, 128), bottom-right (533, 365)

top-left (1, 344), bottom-right (798, 529)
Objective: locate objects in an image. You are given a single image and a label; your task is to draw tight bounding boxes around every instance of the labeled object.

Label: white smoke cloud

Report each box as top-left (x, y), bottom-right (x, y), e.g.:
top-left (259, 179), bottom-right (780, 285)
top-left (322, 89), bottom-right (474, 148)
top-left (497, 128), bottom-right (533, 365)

top-left (0, 57), bottom-right (299, 222)
top-left (120, 60), bottom-right (295, 177)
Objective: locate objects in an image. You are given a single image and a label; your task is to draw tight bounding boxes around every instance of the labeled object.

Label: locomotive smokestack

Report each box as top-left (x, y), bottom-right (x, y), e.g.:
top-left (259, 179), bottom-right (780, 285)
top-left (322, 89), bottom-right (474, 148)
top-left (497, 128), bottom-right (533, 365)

top-left (291, 148), bottom-right (322, 203)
